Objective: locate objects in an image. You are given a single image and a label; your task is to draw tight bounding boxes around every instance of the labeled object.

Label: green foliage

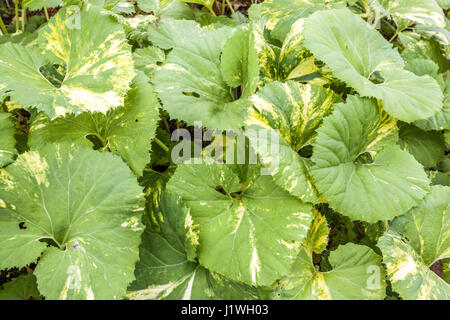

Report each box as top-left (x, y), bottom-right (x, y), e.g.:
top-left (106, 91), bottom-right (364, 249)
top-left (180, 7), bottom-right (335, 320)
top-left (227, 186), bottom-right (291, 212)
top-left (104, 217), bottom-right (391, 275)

top-left (28, 71), bottom-right (160, 175)
top-left (270, 243), bottom-right (386, 300)
top-left (0, 143), bottom-right (144, 299)
top-left (127, 192), bottom-right (259, 299)
top-left (378, 186), bottom-right (450, 299)
top-left (0, 0), bottom-right (448, 301)
top-left (303, 9), bottom-right (443, 123)
top-left (0, 112), bottom-right (17, 167)
top-left (311, 96), bottom-right (430, 222)
top-left (368, 0), bottom-right (446, 28)
top-left (398, 122), bottom-right (446, 168)
top-left (0, 3), bottom-right (135, 118)
top-left (0, 274), bottom-right (42, 300)
top-left (166, 162), bottom-right (313, 286)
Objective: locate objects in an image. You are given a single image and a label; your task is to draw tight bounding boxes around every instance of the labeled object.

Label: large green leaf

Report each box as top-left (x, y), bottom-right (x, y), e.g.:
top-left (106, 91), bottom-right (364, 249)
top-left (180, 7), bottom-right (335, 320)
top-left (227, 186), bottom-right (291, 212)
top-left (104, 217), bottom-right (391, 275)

top-left (28, 72), bottom-right (160, 175)
top-left (166, 162), bottom-right (313, 286)
top-left (369, 0), bottom-right (446, 28)
top-left (127, 192), bottom-right (259, 300)
top-left (0, 274), bottom-right (42, 300)
top-left (0, 3), bottom-right (134, 118)
top-left (151, 19), bottom-right (250, 130)
top-left (0, 143), bottom-right (144, 299)
top-left (271, 243), bottom-right (386, 300)
top-left (0, 112), bottom-right (17, 167)
top-left (245, 81), bottom-right (338, 202)
top-left (378, 186), bottom-right (450, 299)
top-left (303, 8), bottom-right (443, 123)
top-left (311, 95), bottom-right (430, 223)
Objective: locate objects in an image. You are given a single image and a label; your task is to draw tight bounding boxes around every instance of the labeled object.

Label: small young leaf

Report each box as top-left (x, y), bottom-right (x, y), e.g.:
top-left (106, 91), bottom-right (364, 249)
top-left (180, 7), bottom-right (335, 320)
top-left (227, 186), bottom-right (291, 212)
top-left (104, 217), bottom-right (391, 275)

top-left (305, 209), bottom-right (330, 254)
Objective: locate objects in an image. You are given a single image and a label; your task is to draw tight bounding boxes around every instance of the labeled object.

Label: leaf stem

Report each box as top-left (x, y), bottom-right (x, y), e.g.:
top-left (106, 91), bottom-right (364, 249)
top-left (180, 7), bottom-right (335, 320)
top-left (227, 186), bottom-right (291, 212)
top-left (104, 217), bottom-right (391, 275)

top-left (389, 26), bottom-right (407, 43)
top-left (154, 137), bottom-right (169, 153)
top-left (44, 6), bottom-right (50, 21)
top-left (21, 7), bottom-right (26, 32)
top-left (208, 5), bottom-right (216, 16)
top-left (54, 238), bottom-right (65, 250)
top-left (389, 31), bottom-right (399, 42)
top-left (163, 116), bottom-right (171, 133)
top-left (0, 16), bottom-right (7, 35)
top-left (225, 0), bottom-right (235, 16)
top-left (14, 0), bottom-right (19, 33)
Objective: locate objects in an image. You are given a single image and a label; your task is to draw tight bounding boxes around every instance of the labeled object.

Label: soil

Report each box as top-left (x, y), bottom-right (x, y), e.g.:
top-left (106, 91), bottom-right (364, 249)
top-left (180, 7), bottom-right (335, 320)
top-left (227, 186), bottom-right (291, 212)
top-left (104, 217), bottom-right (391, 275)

top-left (430, 260), bottom-right (444, 278)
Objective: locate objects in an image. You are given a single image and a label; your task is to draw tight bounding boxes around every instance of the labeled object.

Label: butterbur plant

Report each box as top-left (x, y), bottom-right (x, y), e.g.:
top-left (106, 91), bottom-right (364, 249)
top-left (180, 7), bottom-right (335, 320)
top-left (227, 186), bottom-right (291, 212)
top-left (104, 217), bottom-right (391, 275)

top-left (0, 0), bottom-right (448, 301)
